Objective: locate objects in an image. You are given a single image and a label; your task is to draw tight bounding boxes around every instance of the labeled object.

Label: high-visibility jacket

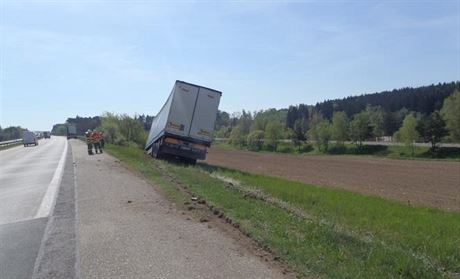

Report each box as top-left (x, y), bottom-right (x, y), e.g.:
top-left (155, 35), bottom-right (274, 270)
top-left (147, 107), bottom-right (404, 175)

top-left (92, 132), bottom-right (103, 142)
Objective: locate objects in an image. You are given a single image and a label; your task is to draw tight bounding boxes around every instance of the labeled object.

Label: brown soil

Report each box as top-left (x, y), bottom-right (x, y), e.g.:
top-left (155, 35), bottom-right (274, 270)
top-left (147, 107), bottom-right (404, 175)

top-left (205, 147), bottom-right (460, 212)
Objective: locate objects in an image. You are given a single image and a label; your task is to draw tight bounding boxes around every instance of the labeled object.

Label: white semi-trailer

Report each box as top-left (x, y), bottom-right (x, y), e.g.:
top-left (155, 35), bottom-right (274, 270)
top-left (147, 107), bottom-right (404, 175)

top-left (145, 80), bottom-right (222, 164)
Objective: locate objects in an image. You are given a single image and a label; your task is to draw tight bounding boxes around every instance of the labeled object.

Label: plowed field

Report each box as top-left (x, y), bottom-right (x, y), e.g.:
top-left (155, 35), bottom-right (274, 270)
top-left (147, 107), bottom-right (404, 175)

top-left (205, 147), bottom-right (460, 211)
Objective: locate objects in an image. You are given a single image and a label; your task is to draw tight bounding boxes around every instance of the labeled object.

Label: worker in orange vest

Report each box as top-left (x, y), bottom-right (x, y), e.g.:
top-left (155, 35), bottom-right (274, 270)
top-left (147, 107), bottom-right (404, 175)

top-left (91, 131), bottom-right (102, 154)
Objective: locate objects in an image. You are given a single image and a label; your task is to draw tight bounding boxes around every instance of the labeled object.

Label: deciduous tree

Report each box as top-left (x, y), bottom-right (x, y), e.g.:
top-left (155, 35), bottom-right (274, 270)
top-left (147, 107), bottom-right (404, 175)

top-left (366, 106), bottom-right (385, 139)
top-left (350, 112), bottom-right (370, 149)
top-left (308, 120), bottom-right (332, 152)
top-left (396, 114), bottom-right (419, 156)
top-left (265, 122), bottom-right (282, 151)
top-left (440, 90), bottom-right (460, 142)
top-left (416, 112), bottom-right (448, 151)
top-left (331, 111), bottom-right (349, 144)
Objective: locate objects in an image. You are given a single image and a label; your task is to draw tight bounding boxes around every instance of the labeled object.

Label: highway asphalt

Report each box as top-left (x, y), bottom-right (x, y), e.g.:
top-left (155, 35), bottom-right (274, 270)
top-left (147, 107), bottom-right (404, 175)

top-left (0, 137), bottom-right (69, 279)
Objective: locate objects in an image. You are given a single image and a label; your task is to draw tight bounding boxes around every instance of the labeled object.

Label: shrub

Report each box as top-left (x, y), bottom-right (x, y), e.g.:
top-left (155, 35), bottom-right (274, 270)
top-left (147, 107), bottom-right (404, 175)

top-left (247, 130), bottom-right (264, 151)
top-left (276, 143), bottom-right (294, 153)
top-left (327, 144), bottom-right (348, 154)
top-left (114, 135), bottom-right (128, 146)
top-left (229, 125), bottom-right (246, 147)
top-left (100, 112), bottom-right (147, 147)
top-left (299, 142), bottom-right (314, 153)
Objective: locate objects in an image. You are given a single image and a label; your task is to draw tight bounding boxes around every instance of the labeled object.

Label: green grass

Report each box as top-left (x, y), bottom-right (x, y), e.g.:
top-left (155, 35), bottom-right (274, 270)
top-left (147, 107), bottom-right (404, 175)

top-left (200, 165), bottom-right (460, 275)
top-left (106, 144), bottom-right (460, 278)
top-left (215, 141), bottom-right (460, 161)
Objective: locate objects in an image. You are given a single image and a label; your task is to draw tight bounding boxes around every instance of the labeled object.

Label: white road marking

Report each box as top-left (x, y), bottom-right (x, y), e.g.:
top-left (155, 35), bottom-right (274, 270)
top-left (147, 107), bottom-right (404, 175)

top-left (34, 140), bottom-right (68, 219)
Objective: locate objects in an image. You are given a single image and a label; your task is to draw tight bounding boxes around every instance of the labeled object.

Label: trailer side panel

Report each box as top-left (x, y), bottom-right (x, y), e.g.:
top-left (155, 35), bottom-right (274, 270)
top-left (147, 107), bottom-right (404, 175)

top-left (146, 90), bottom-right (174, 149)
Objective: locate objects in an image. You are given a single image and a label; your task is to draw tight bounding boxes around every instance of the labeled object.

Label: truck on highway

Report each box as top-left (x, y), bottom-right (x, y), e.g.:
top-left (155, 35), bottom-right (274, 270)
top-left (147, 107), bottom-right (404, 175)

top-left (145, 80), bottom-right (222, 164)
top-left (43, 131), bottom-right (51, 139)
top-left (67, 125), bottom-right (77, 139)
top-left (23, 131), bottom-right (38, 147)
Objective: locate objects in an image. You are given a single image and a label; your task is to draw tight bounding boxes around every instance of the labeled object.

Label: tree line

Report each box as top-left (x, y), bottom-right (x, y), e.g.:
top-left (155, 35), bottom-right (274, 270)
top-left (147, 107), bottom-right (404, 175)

top-left (0, 126), bottom-right (27, 141)
top-left (51, 114), bottom-right (154, 138)
top-left (215, 82), bottom-right (459, 154)
top-left (314, 81), bottom-right (458, 119)
top-left (51, 113), bottom-right (152, 148)
top-left (52, 116), bottom-right (102, 136)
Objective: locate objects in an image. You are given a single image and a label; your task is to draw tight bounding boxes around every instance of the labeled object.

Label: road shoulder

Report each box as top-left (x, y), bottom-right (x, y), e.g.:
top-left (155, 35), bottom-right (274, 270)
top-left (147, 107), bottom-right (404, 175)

top-left (72, 140), bottom-right (286, 279)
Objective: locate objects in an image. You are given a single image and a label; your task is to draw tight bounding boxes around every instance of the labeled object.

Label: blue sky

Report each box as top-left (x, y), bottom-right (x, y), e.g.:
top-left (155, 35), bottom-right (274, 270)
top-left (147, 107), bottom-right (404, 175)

top-left (1, 0), bottom-right (459, 131)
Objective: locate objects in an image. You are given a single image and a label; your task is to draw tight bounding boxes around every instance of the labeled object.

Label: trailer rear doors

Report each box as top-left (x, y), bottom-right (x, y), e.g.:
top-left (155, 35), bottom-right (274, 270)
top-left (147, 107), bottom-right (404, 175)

top-left (189, 88), bottom-right (221, 143)
top-left (165, 82), bottom-right (199, 138)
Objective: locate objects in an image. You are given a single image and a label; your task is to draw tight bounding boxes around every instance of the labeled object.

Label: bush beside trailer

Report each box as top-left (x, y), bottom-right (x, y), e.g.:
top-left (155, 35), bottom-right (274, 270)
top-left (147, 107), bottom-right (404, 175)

top-left (145, 81), bottom-right (222, 164)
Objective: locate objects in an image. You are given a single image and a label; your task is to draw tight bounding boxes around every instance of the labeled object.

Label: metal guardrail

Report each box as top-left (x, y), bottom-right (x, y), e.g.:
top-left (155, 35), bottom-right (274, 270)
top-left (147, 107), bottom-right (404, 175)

top-left (0, 139), bottom-right (22, 147)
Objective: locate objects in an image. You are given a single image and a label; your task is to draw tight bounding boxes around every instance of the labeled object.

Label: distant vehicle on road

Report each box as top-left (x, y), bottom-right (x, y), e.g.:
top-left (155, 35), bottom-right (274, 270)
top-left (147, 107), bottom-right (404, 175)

top-left (23, 131), bottom-right (38, 147)
top-left (67, 125), bottom-right (77, 139)
top-left (145, 80), bottom-right (222, 164)
top-left (43, 131), bottom-right (51, 139)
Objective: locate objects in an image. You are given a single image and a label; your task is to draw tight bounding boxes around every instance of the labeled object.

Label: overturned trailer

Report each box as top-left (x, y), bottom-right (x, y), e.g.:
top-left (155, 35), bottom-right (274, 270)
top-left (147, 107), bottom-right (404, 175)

top-left (145, 81), bottom-right (222, 164)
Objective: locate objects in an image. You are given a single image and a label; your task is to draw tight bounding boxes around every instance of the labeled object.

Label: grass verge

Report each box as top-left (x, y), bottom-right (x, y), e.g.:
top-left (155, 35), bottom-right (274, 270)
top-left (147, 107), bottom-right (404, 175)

top-left (106, 144), bottom-right (459, 278)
